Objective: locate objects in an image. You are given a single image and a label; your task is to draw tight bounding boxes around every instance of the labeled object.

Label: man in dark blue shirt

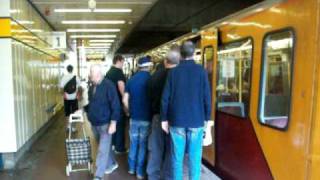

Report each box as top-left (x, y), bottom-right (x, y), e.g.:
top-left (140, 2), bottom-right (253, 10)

top-left (123, 57), bottom-right (153, 179)
top-left (147, 49), bottom-right (180, 180)
top-left (161, 41), bottom-right (211, 180)
top-left (88, 65), bottom-right (120, 180)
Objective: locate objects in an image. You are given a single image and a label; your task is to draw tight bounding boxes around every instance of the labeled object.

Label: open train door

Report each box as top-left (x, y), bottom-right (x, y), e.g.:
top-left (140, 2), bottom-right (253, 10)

top-left (200, 28), bottom-right (218, 167)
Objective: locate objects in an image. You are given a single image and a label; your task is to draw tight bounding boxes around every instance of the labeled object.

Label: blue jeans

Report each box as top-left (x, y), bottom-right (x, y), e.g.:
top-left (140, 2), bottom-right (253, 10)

top-left (128, 120), bottom-right (150, 176)
top-left (91, 124), bottom-right (116, 178)
top-left (147, 115), bottom-right (172, 180)
top-left (170, 127), bottom-right (204, 180)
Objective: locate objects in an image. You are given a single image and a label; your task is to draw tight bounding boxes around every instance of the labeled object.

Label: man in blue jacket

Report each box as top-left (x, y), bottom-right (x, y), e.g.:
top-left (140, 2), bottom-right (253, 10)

top-left (88, 64), bottom-right (120, 180)
top-left (161, 41), bottom-right (211, 180)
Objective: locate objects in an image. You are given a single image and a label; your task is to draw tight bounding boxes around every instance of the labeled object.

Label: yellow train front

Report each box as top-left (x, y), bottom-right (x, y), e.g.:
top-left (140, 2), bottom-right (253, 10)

top-left (146, 0), bottom-right (320, 179)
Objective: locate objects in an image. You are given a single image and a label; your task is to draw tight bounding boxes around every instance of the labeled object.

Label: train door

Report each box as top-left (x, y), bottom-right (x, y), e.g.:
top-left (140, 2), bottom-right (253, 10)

top-left (213, 33), bottom-right (274, 179)
top-left (201, 28), bottom-right (218, 167)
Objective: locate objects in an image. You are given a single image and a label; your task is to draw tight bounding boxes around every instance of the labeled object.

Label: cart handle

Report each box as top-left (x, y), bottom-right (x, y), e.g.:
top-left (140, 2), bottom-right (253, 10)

top-left (69, 114), bottom-right (84, 123)
top-left (68, 113), bottom-right (87, 139)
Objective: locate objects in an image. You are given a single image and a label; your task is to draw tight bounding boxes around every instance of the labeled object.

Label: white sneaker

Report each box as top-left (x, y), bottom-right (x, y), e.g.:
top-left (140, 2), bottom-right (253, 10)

top-left (105, 163), bottom-right (119, 174)
top-left (136, 175), bottom-right (145, 179)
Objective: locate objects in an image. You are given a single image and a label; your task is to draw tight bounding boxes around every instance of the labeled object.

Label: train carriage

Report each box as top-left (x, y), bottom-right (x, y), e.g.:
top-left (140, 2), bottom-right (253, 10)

top-left (146, 0), bottom-right (320, 179)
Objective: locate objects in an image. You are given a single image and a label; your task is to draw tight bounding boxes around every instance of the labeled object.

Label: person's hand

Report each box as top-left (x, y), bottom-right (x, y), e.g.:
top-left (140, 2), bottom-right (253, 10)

top-left (108, 121), bottom-right (117, 134)
top-left (162, 121), bottom-right (169, 134)
top-left (204, 121), bottom-right (208, 129)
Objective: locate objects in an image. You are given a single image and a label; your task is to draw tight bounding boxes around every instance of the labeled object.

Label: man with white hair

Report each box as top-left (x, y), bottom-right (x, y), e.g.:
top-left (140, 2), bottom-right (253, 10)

top-left (147, 48), bottom-right (180, 180)
top-left (161, 41), bottom-right (211, 180)
top-left (88, 64), bottom-right (120, 180)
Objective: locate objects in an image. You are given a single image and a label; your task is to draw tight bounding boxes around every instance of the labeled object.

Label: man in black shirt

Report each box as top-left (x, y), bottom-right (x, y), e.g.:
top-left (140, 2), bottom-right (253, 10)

top-left (147, 50), bottom-right (180, 180)
top-left (106, 55), bottom-right (127, 154)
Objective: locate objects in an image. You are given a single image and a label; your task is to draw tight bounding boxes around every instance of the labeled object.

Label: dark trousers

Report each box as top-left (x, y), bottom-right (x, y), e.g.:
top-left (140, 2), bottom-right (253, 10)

top-left (112, 112), bottom-right (127, 152)
top-left (147, 115), bottom-right (172, 180)
top-left (64, 99), bottom-right (78, 117)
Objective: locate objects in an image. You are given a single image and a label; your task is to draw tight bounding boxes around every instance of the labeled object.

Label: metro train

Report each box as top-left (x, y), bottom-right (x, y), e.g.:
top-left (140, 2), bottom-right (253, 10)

top-left (144, 0), bottom-right (320, 179)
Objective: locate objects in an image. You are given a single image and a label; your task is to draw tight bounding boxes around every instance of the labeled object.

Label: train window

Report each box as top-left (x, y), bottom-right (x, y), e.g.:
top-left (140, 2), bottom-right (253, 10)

top-left (216, 38), bottom-right (253, 117)
top-left (259, 30), bottom-right (294, 129)
top-left (203, 46), bottom-right (214, 92)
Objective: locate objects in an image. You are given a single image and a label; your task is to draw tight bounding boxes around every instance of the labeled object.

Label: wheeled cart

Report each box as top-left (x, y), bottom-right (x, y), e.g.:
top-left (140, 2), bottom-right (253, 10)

top-left (65, 113), bottom-right (93, 176)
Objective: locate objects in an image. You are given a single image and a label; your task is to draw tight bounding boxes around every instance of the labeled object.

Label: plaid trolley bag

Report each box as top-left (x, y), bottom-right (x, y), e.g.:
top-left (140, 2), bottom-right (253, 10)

top-left (65, 113), bottom-right (93, 176)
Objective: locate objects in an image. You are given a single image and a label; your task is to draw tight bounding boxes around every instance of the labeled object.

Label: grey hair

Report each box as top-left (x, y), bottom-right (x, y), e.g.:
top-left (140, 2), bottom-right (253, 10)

top-left (180, 41), bottom-right (195, 58)
top-left (90, 64), bottom-right (103, 74)
top-left (166, 50), bottom-right (180, 65)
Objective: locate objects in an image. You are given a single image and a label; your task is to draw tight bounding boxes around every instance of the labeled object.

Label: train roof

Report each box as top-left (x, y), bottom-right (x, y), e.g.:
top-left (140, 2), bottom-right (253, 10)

top-left (145, 0), bottom-right (285, 58)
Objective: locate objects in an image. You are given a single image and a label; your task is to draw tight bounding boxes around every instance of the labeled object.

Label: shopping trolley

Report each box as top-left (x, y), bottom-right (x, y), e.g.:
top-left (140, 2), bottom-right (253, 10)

top-left (65, 113), bottom-right (93, 176)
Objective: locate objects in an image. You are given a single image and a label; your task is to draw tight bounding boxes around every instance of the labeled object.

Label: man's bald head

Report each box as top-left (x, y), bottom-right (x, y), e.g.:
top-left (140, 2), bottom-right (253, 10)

top-left (90, 64), bottom-right (103, 84)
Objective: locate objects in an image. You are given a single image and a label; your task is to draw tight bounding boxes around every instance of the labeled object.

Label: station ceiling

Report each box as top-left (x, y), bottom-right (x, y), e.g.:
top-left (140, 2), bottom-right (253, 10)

top-left (31, 0), bottom-right (262, 55)
top-left (117, 0), bottom-right (263, 54)
top-left (31, 0), bottom-right (158, 54)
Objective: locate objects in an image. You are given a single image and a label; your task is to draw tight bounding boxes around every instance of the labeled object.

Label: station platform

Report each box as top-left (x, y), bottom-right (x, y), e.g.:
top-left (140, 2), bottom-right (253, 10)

top-left (0, 111), bottom-right (220, 180)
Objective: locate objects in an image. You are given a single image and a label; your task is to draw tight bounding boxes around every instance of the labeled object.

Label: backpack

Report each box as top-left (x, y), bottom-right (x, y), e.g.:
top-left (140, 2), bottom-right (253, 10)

top-left (64, 76), bottom-right (77, 94)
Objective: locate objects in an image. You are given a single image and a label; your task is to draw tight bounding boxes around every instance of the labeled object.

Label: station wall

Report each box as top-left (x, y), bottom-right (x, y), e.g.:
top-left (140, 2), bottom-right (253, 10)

top-left (11, 41), bottom-right (61, 150)
top-left (0, 0), bottom-right (63, 168)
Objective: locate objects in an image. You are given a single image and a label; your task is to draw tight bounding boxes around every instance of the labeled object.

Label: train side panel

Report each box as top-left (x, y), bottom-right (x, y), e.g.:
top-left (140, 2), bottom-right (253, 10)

top-left (212, 0), bottom-right (320, 179)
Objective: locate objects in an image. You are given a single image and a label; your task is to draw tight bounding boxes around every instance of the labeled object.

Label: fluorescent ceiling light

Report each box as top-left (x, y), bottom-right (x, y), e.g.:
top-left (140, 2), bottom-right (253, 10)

top-left (67, 29), bottom-right (120, 33)
top-left (30, 29), bottom-right (43, 33)
top-left (10, 9), bottom-right (21, 14)
top-left (85, 46), bottom-right (110, 49)
top-left (70, 35), bottom-right (116, 38)
top-left (95, 9), bottom-right (132, 13)
top-left (17, 20), bottom-right (34, 25)
top-left (62, 20), bottom-right (125, 24)
top-left (86, 49), bottom-right (108, 51)
top-left (89, 39), bottom-right (115, 42)
top-left (55, 8), bottom-right (132, 13)
top-left (89, 43), bottom-right (112, 46)
top-left (16, 35), bottom-right (37, 39)
top-left (12, 29), bottom-right (43, 33)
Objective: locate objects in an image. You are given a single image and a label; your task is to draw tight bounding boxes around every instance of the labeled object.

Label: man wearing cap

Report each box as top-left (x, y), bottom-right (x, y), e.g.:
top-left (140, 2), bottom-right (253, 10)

top-left (123, 56), bottom-right (153, 179)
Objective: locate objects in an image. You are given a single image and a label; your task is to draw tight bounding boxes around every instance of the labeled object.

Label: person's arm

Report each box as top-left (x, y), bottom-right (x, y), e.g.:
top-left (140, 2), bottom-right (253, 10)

top-left (161, 72), bottom-right (172, 134)
top-left (117, 80), bottom-right (125, 97)
top-left (122, 93), bottom-right (130, 115)
top-left (117, 72), bottom-right (126, 97)
top-left (107, 82), bottom-right (121, 134)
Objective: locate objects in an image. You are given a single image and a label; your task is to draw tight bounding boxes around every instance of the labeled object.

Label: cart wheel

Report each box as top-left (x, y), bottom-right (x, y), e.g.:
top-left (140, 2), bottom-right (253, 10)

top-left (88, 162), bottom-right (91, 171)
top-left (89, 163), bottom-right (94, 175)
top-left (66, 165), bottom-right (70, 176)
